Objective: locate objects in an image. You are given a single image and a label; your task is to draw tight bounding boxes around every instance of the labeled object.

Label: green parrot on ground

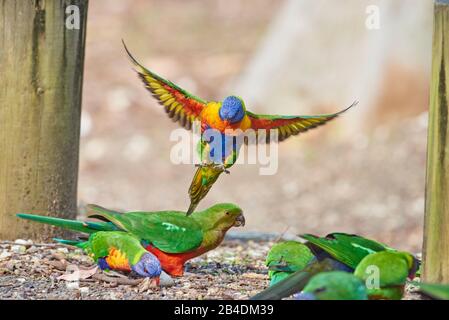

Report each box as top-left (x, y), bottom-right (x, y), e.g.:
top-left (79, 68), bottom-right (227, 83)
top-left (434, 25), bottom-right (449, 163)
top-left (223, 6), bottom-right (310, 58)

top-left (294, 271), bottom-right (368, 300)
top-left (17, 203), bottom-right (245, 277)
top-left (123, 41), bottom-right (356, 215)
top-left (252, 233), bottom-right (418, 300)
top-left (301, 232), bottom-right (394, 269)
top-left (55, 231), bottom-right (162, 282)
top-left (354, 251), bottom-right (418, 300)
top-left (265, 241), bottom-right (315, 286)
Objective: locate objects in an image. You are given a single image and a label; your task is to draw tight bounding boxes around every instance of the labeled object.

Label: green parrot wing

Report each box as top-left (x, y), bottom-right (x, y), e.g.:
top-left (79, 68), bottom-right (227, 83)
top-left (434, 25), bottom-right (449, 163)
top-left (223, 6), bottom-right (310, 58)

top-left (412, 282), bottom-right (449, 300)
top-left (87, 205), bottom-right (204, 254)
top-left (246, 101), bottom-right (357, 143)
top-left (301, 233), bottom-right (387, 269)
top-left (123, 41), bottom-right (207, 130)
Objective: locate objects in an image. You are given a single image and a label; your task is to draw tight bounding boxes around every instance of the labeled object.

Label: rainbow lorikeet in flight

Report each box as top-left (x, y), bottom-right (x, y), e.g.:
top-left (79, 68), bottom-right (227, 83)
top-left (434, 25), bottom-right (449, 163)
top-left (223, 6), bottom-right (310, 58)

top-left (295, 271), bottom-right (368, 300)
top-left (252, 232), bottom-right (417, 300)
top-left (17, 203), bottom-right (244, 277)
top-left (123, 41), bottom-right (357, 215)
top-left (354, 251), bottom-right (418, 300)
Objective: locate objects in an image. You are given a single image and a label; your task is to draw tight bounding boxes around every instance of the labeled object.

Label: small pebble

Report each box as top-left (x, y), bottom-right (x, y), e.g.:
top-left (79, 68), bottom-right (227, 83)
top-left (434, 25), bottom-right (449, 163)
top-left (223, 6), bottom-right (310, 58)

top-left (79, 287), bottom-right (89, 294)
top-left (66, 282), bottom-right (79, 290)
top-left (14, 239), bottom-right (33, 246)
top-left (11, 245), bottom-right (26, 254)
top-left (0, 251), bottom-right (12, 260)
top-left (160, 271), bottom-right (175, 287)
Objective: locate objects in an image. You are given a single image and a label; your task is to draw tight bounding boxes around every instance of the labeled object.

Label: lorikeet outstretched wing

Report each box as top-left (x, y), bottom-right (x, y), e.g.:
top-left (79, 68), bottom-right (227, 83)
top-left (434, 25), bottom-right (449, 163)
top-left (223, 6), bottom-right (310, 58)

top-left (246, 101), bottom-right (357, 142)
top-left (86, 204), bottom-right (204, 254)
top-left (123, 41), bottom-right (206, 130)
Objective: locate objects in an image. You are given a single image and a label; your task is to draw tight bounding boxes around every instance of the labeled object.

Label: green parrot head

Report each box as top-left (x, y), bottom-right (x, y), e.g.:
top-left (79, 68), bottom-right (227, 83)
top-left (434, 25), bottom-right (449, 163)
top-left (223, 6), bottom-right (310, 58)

top-left (296, 271), bottom-right (368, 300)
top-left (192, 203), bottom-right (245, 232)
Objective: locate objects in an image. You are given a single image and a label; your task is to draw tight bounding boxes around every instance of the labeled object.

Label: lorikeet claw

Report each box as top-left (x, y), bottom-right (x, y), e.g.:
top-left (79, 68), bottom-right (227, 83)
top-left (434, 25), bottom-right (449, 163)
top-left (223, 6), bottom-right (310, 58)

top-left (213, 164), bottom-right (230, 174)
top-left (131, 252), bottom-right (162, 278)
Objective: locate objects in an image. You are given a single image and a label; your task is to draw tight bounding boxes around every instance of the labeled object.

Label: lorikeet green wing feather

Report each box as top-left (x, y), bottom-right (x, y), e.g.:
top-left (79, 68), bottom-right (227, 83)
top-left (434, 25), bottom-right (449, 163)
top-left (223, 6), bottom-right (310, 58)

top-left (123, 41), bottom-right (207, 130)
top-left (301, 233), bottom-right (391, 269)
top-left (246, 101), bottom-right (357, 142)
top-left (85, 231), bottom-right (146, 265)
top-left (87, 205), bottom-right (204, 254)
top-left (74, 231), bottom-right (162, 278)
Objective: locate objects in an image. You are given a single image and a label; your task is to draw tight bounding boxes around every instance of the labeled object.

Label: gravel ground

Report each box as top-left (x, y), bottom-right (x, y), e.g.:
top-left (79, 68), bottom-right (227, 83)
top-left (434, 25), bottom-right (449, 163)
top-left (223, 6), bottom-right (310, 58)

top-left (0, 238), bottom-right (423, 300)
top-left (0, 239), bottom-right (270, 300)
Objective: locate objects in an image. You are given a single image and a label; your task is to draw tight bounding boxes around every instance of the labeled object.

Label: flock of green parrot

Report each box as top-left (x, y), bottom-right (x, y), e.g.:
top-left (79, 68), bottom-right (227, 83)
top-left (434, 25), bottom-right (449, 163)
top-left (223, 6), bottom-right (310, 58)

top-left (14, 42), bottom-right (448, 300)
top-left (254, 233), bottom-right (449, 300)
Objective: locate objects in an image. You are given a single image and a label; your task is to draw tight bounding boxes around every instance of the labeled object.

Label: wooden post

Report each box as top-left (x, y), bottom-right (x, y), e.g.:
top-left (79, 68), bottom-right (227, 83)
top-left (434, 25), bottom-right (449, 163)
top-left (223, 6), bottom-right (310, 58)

top-left (0, 1), bottom-right (88, 240)
top-left (423, 0), bottom-right (449, 283)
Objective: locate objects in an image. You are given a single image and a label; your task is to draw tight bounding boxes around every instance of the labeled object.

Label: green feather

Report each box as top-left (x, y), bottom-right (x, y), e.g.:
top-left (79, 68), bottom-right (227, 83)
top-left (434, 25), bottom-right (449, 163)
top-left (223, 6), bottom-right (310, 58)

top-left (301, 233), bottom-right (391, 269)
top-left (412, 282), bottom-right (449, 300)
top-left (354, 251), bottom-right (414, 300)
top-left (87, 205), bottom-right (204, 253)
top-left (16, 213), bottom-right (118, 234)
top-left (302, 271), bottom-right (368, 300)
top-left (266, 241), bottom-right (314, 286)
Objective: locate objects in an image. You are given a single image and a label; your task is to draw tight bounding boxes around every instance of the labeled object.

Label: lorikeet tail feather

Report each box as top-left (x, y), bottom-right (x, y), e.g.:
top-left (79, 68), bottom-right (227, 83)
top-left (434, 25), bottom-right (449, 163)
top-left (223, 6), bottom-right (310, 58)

top-left (187, 166), bottom-right (224, 215)
top-left (52, 238), bottom-right (87, 249)
top-left (251, 258), bottom-right (337, 300)
top-left (16, 213), bottom-right (118, 234)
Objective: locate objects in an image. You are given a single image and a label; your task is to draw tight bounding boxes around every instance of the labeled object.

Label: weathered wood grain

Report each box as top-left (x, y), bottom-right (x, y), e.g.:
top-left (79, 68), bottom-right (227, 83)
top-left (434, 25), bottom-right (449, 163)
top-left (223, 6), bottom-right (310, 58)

top-left (0, 1), bottom-right (88, 240)
top-left (423, 0), bottom-right (449, 283)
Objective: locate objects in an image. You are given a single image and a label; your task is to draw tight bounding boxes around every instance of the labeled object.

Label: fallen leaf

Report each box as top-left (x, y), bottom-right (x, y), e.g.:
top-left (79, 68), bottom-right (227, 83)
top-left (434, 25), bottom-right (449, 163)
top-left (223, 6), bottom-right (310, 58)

top-left (58, 266), bottom-right (98, 281)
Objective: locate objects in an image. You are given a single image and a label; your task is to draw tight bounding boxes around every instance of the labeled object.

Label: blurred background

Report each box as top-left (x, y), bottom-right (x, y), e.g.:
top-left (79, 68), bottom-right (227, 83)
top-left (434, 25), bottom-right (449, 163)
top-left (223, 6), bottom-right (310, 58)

top-left (78, 0), bottom-right (432, 252)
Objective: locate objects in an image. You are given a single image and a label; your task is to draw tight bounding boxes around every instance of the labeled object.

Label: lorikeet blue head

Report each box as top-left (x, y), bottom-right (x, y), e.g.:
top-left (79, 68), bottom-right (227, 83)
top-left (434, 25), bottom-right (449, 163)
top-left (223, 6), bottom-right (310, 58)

top-left (219, 96), bottom-right (245, 123)
top-left (131, 252), bottom-right (162, 278)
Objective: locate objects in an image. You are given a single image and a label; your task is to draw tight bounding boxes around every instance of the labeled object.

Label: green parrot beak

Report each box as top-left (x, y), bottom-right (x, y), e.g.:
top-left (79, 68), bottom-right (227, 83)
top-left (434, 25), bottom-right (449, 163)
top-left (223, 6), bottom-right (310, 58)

top-left (234, 213), bottom-right (245, 227)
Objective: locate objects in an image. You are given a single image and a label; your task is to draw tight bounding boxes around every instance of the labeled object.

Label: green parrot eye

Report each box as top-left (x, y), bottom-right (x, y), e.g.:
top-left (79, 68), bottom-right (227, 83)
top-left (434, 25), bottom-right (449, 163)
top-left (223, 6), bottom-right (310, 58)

top-left (225, 211), bottom-right (230, 215)
top-left (314, 287), bottom-right (327, 294)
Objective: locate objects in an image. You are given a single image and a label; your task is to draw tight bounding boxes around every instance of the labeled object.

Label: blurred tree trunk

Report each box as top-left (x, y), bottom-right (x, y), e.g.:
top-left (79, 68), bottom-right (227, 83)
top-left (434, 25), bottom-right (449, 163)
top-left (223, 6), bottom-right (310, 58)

top-left (0, 1), bottom-right (88, 240)
top-left (423, 0), bottom-right (449, 283)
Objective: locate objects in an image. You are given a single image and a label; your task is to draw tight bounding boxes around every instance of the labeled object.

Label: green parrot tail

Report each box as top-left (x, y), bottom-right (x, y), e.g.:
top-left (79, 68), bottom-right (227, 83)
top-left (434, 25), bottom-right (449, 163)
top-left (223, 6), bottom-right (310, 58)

top-left (53, 238), bottom-right (87, 249)
top-left (251, 259), bottom-right (336, 300)
top-left (187, 166), bottom-right (224, 216)
top-left (16, 213), bottom-right (118, 234)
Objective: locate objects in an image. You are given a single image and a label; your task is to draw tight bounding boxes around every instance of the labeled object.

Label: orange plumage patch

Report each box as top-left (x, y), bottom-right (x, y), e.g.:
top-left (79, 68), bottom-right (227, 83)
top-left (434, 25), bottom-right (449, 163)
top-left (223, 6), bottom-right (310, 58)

top-left (201, 103), bottom-right (252, 133)
top-left (145, 245), bottom-right (202, 277)
top-left (105, 248), bottom-right (131, 272)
